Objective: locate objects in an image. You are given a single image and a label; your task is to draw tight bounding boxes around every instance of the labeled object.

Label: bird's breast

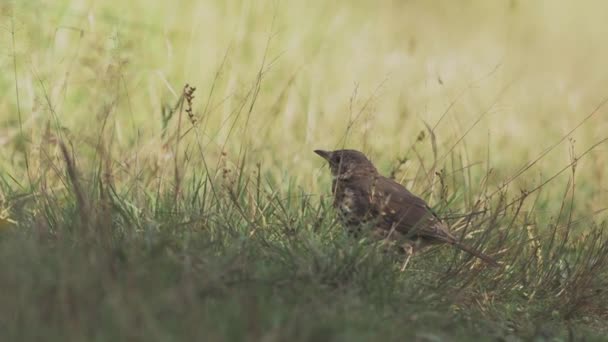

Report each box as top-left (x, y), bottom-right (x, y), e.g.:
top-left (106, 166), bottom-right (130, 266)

top-left (338, 188), bottom-right (356, 214)
top-left (331, 182), bottom-right (373, 235)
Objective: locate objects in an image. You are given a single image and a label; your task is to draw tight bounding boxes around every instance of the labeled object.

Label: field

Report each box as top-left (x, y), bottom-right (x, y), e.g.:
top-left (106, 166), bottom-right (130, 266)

top-left (1, 0), bottom-right (608, 340)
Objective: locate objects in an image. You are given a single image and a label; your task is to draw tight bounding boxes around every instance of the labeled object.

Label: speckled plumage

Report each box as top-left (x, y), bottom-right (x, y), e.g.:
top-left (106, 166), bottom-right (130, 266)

top-left (315, 149), bottom-right (498, 269)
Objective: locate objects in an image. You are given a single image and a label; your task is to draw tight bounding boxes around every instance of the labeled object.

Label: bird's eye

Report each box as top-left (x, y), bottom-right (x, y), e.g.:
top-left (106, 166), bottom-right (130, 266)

top-left (334, 155), bottom-right (342, 164)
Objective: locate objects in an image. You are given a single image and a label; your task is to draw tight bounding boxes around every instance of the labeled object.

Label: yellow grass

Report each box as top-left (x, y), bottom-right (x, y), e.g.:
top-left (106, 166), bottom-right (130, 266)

top-left (2, 0), bottom-right (607, 213)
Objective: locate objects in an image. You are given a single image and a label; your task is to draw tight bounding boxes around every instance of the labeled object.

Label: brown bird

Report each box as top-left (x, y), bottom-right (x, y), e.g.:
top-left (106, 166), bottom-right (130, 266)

top-left (314, 149), bottom-right (498, 270)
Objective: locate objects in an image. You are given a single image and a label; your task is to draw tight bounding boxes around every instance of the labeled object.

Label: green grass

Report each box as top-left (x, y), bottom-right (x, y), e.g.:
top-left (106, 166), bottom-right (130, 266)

top-left (1, 0), bottom-right (608, 340)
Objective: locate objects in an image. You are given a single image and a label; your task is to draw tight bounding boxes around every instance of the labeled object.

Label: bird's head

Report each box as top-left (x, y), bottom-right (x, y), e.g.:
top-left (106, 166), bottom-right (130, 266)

top-left (314, 149), bottom-right (377, 180)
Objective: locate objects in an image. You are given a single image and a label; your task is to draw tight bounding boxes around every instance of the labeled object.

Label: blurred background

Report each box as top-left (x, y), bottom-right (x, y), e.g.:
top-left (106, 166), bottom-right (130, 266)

top-left (1, 0), bottom-right (607, 211)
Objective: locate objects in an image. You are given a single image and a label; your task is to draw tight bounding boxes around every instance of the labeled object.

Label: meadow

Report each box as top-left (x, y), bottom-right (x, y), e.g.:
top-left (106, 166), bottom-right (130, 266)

top-left (1, 0), bottom-right (608, 340)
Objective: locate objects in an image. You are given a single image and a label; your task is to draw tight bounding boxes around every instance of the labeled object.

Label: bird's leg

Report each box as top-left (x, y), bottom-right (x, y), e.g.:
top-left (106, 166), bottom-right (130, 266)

top-left (400, 242), bottom-right (415, 272)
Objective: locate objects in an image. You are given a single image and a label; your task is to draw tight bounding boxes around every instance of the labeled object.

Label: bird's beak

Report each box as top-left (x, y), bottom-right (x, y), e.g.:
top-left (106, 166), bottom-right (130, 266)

top-left (314, 149), bottom-right (331, 161)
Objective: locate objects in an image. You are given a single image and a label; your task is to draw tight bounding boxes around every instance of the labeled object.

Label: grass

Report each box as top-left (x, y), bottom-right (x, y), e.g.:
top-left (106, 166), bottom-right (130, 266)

top-left (1, 0), bottom-right (608, 340)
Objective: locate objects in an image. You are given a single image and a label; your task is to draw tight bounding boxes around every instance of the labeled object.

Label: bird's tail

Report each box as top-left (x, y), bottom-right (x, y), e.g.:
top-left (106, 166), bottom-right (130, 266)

top-left (452, 241), bottom-right (499, 267)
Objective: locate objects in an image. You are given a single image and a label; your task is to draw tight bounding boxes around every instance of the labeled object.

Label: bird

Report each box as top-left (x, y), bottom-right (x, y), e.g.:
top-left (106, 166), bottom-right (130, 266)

top-left (314, 148), bottom-right (498, 270)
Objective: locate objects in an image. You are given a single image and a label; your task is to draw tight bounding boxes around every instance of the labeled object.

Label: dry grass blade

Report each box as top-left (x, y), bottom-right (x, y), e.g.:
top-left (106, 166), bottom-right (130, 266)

top-left (59, 141), bottom-right (90, 230)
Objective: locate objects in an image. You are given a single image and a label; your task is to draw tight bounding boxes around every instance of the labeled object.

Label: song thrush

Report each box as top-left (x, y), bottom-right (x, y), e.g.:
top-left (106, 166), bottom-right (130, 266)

top-left (314, 149), bottom-right (498, 270)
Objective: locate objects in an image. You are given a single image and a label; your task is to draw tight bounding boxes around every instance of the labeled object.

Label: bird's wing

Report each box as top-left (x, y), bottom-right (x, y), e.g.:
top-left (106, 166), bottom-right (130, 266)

top-left (370, 176), bottom-right (455, 242)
